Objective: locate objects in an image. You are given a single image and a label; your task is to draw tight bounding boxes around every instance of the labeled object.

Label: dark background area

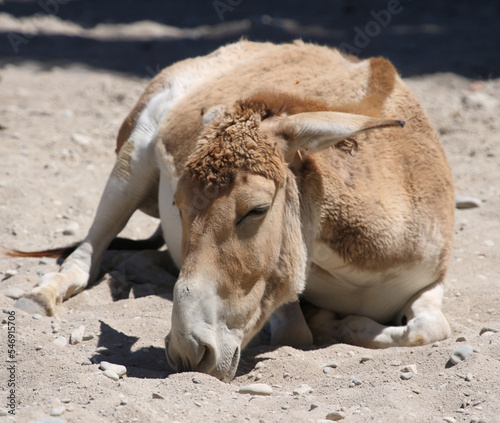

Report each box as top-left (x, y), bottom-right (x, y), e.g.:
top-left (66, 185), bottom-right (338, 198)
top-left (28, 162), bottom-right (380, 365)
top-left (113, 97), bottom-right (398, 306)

top-left (1, 0), bottom-right (499, 79)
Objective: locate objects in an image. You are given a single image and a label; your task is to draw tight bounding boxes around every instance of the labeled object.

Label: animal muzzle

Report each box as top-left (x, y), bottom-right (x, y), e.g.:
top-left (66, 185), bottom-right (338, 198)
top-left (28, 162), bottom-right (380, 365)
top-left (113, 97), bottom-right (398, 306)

top-left (164, 278), bottom-right (242, 381)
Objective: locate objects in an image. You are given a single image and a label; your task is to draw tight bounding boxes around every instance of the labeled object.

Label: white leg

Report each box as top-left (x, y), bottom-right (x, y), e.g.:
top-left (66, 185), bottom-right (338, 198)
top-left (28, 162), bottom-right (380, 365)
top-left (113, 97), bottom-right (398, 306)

top-left (15, 139), bottom-right (158, 315)
top-left (307, 282), bottom-right (450, 348)
top-left (270, 300), bottom-right (313, 347)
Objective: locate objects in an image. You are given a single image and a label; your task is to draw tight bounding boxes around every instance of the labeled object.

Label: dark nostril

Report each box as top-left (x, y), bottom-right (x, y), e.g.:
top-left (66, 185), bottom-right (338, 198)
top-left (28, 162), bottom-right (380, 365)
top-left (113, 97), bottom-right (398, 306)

top-left (196, 342), bottom-right (216, 373)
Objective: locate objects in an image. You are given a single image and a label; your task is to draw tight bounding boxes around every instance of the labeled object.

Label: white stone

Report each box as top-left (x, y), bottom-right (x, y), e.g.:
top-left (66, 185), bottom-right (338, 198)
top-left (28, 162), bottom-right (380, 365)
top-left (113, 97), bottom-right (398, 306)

top-left (4, 270), bottom-right (18, 279)
top-left (238, 383), bottom-right (273, 396)
top-left (450, 344), bottom-right (473, 365)
top-left (63, 222), bottom-right (79, 236)
top-left (4, 287), bottom-right (24, 300)
top-left (103, 369), bottom-right (120, 381)
top-left (100, 361), bottom-right (127, 377)
top-left (401, 364), bottom-right (418, 374)
top-left (50, 406), bottom-right (66, 416)
top-left (400, 372), bottom-right (413, 380)
top-left (293, 383), bottom-right (313, 395)
top-left (53, 336), bottom-right (67, 347)
top-left (71, 133), bottom-right (91, 147)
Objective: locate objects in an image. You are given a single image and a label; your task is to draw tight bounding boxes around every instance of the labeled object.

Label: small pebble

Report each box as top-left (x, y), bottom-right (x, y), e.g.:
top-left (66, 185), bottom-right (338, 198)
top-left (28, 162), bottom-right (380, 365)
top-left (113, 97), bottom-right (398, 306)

top-left (103, 369), bottom-right (120, 381)
top-left (82, 333), bottom-right (94, 341)
top-left (4, 287), bottom-right (24, 300)
top-left (479, 327), bottom-right (498, 336)
top-left (53, 336), bottom-right (67, 347)
top-left (192, 378), bottom-right (203, 384)
top-left (281, 404), bottom-right (289, 410)
top-left (349, 377), bottom-right (362, 386)
top-left (35, 345), bottom-right (43, 351)
top-left (100, 361), bottom-right (127, 377)
top-left (456, 336), bottom-right (467, 342)
top-left (61, 399), bottom-right (71, 404)
top-left (400, 372), bottom-right (413, 380)
top-left (321, 361), bottom-right (338, 369)
top-left (63, 222), bottom-right (79, 236)
top-left (401, 364), bottom-right (418, 375)
top-left (238, 383), bottom-right (273, 396)
top-left (50, 406), bottom-right (66, 416)
top-left (360, 355), bottom-right (373, 363)
top-left (465, 373), bottom-right (474, 382)
top-left (450, 345), bottom-right (474, 365)
top-left (442, 417), bottom-right (456, 423)
top-left (70, 325), bottom-right (85, 345)
top-left (152, 393), bottom-right (165, 399)
top-left (120, 398), bottom-right (128, 405)
top-left (325, 411), bottom-right (346, 421)
top-left (310, 403), bottom-right (319, 411)
top-left (32, 313), bottom-right (43, 320)
top-left (293, 383), bottom-right (313, 396)
top-left (95, 346), bottom-right (110, 355)
top-left (323, 367), bottom-right (331, 374)
top-left (71, 133), bottom-right (91, 148)
top-left (455, 196), bottom-right (481, 209)
top-left (39, 258), bottom-right (51, 265)
top-left (4, 270), bottom-right (18, 279)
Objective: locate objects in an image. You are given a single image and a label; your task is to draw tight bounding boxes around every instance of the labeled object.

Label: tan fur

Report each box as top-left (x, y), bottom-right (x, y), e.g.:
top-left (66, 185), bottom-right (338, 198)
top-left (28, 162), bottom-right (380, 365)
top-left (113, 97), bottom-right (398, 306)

top-left (13, 41), bottom-right (454, 380)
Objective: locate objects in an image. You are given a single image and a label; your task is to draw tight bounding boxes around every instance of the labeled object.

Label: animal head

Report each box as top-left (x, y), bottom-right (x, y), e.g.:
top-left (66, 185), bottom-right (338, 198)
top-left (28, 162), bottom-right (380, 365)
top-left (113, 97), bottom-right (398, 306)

top-left (165, 92), bottom-right (404, 381)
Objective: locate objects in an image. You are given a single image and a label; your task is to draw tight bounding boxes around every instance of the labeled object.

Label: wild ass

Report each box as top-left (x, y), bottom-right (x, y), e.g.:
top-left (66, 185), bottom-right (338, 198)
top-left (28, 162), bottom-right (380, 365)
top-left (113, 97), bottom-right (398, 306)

top-left (11, 40), bottom-right (454, 381)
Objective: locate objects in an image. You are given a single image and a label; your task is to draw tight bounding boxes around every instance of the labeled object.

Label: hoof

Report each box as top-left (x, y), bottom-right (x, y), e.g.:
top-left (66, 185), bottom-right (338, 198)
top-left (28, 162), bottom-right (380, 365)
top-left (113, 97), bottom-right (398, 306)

top-left (14, 296), bottom-right (52, 316)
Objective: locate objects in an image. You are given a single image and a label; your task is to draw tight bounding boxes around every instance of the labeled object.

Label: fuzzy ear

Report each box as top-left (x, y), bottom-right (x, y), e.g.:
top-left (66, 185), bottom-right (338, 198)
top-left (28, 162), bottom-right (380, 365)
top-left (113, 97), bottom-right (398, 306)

top-left (263, 111), bottom-right (404, 156)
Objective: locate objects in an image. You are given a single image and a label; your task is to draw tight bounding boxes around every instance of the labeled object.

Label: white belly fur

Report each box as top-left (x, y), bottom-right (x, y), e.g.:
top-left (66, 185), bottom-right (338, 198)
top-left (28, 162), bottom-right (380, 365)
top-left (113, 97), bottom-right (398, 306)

top-left (304, 241), bottom-right (439, 323)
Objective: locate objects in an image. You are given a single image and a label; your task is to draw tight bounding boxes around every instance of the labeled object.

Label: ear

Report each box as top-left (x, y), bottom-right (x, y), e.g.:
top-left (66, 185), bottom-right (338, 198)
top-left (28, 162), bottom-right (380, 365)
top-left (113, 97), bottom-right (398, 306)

top-left (262, 111), bottom-right (404, 157)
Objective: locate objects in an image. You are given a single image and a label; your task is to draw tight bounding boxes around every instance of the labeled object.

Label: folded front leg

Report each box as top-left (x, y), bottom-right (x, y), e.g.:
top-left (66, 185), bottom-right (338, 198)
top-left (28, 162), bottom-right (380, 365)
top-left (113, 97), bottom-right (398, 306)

top-left (15, 138), bottom-right (158, 315)
top-left (307, 282), bottom-right (450, 348)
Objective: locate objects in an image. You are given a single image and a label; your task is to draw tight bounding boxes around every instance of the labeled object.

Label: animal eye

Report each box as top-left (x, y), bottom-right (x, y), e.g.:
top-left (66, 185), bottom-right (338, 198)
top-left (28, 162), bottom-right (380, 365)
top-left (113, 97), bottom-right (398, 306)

top-left (237, 205), bottom-right (270, 225)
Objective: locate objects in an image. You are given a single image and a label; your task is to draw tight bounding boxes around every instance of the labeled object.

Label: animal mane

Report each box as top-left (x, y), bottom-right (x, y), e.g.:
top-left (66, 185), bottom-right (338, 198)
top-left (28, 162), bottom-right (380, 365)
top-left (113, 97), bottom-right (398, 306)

top-left (184, 57), bottom-right (397, 188)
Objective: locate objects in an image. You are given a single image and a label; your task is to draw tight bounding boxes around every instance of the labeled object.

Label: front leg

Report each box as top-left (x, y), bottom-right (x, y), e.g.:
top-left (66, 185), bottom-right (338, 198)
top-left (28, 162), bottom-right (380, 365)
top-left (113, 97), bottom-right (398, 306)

top-left (15, 138), bottom-right (158, 315)
top-left (307, 282), bottom-right (450, 348)
top-left (269, 300), bottom-right (313, 348)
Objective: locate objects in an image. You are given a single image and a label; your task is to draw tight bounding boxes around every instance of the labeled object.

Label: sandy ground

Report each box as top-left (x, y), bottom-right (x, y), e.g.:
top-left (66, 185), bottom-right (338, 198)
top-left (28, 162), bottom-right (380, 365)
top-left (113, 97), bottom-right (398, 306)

top-left (1, 5), bottom-right (500, 423)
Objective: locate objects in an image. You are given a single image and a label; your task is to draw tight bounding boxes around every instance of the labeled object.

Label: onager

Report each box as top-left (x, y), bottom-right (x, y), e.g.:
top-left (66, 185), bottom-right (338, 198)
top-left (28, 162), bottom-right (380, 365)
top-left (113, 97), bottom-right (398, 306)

top-left (11, 41), bottom-right (454, 381)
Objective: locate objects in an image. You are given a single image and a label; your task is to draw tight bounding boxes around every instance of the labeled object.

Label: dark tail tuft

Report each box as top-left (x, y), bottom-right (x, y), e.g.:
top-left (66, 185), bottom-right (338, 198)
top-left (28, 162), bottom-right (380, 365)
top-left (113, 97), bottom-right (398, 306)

top-left (5, 244), bottom-right (79, 259)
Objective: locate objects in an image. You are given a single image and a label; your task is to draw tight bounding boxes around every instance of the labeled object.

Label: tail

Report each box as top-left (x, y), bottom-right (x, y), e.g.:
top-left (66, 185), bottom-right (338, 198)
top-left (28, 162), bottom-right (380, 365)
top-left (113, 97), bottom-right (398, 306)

top-left (5, 225), bottom-right (165, 260)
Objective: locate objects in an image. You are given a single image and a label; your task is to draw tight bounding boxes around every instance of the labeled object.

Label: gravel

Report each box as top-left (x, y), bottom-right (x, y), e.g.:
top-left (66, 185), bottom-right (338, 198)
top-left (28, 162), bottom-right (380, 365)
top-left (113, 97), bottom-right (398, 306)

top-left (450, 344), bottom-right (474, 365)
top-left (4, 287), bottom-right (24, 299)
top-left (62, 222), bottom-right (79, 236)
top-left (49, 406), bottom-right (66, 416)
top-left (103, 369), bottom-right (120, 381)
top-left (325, 411), bottom-right (346, 421)
top-left (455, 196), bottom-right (482, 209)
top-left (3, 270), bottom-right (18, 279)
top-left (293, 383), bottom-right (313, 395)
top-left (238, 383), bottom-right (273, 396)
top-left (53, 336), bottom-right (67, 347)
top-left (479, 327), bottom-right (498, 336)
top-left (100, 361), bottom-right (127, 377)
